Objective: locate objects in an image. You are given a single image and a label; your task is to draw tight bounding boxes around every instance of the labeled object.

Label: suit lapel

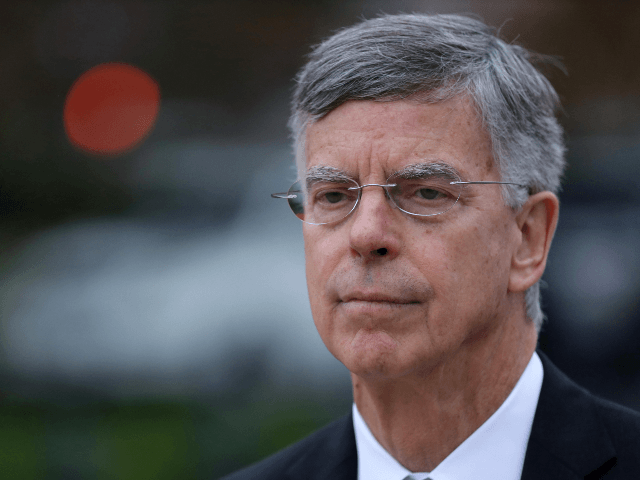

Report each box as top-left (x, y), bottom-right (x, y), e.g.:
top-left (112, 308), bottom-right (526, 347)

top-left (285, 412), bottom-right (357, 480)
top-left (521, 352), bottom-right (617, 480)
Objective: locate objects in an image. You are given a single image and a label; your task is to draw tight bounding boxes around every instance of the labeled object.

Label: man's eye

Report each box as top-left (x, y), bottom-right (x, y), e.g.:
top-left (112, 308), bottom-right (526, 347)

top-left (311, 187), bottom-right (353, 206)
top-left (323, 191), bottom-right (345, 204)
top-left (416, 187), bottom-right (445, 200)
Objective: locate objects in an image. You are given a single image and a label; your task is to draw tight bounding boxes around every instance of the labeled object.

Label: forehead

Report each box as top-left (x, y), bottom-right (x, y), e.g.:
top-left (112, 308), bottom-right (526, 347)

top-left (304, 96), bottom-right (495, 180)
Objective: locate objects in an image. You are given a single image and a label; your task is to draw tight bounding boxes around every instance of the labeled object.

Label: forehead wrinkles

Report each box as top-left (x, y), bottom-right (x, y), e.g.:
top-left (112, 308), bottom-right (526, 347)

top-left (305, 136), bottom-right (386, 182)
top-left (306, 129), bottom-right (427, 178)
top-left (304, 98), bottom-right (496, 180)
top-left (305, 101), bottom-right (424, 159)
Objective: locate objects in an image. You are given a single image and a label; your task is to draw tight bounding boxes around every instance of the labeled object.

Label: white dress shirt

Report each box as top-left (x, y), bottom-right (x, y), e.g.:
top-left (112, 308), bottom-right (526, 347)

top-left (353, 352), bottom-right (544, 480)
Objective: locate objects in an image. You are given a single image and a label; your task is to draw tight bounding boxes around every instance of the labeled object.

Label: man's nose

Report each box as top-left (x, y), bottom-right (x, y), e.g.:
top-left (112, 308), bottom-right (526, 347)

top-left (348, 186), bottom-right (401, 260)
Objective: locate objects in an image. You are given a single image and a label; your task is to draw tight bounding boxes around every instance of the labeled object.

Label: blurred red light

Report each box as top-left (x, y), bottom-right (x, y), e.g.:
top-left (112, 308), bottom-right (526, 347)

top-left (63, 63), bottom-right (160, 155)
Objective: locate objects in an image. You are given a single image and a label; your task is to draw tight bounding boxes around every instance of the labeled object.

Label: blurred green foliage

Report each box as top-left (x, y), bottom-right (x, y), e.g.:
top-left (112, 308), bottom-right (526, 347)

top-left (0, 390), bottom-right (349, 479)
top-left (0, 404), bottom-right (46, 479)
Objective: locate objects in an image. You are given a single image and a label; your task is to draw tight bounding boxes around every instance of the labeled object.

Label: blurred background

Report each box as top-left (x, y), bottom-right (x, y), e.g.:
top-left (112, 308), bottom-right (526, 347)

top-left (1, 0), bottom-right (639, 478)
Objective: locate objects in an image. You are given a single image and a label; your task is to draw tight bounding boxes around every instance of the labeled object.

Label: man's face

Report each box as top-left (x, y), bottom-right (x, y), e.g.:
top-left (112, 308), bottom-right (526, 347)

top-left (303, 97), bottom-right (523, 381)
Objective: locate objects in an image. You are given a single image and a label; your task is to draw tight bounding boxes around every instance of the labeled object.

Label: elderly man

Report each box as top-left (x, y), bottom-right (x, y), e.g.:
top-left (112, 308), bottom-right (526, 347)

top-left (222, 13), bottom-right (640, 480)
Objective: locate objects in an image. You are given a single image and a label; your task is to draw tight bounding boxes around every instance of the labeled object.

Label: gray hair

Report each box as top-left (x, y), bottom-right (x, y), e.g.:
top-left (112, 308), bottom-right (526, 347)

top-left (289, 13), bottom-right (566, 331)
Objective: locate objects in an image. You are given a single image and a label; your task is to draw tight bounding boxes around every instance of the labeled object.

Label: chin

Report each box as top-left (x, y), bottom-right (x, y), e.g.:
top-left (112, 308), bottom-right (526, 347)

top-left (340, 329), bottom-right (411, 380)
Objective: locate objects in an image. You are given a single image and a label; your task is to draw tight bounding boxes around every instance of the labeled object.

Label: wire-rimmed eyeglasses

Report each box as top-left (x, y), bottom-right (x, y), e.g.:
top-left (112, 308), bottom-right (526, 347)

top-left (271, 170), bottom-right (527, 225)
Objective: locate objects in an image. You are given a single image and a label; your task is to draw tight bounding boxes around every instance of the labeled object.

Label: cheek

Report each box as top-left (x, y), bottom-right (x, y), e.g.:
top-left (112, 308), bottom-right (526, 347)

top-left (303, 228), bottom-right (341, 312)
top-left (303, 233), bottom-right (321, 304)
top-left (417, 224), bottom-right (505, 298)
top-left (438, 222), bottom-right (513, 304)
top-left (303, 228), bottom-right (352, 358)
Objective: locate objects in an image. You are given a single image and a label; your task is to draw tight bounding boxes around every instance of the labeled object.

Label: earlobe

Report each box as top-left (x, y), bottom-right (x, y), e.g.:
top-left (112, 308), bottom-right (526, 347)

top-left (509, 192), bottom-right (560, 293)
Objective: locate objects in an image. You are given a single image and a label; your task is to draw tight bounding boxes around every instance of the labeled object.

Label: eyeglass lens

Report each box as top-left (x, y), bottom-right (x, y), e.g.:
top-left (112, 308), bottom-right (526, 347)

top-left (286, 172), bottom-right (463, 225)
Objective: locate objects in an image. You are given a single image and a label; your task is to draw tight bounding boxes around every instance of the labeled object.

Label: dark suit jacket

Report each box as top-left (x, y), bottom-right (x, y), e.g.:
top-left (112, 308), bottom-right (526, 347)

top-left (220, 352), bottom-right (640, 479)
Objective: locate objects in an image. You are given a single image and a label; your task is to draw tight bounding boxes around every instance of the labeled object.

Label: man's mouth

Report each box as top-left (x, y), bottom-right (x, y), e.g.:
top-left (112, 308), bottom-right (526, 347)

top-left (340, 292), bottom-right (420, 305)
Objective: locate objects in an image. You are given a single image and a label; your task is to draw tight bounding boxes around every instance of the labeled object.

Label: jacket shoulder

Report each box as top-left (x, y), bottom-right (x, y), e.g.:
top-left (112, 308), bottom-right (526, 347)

top-left (524, 352), bottom-right (640, 479)
top-left (219, 412), bottom-right (355, 480)
top-left (590, 393), bottom-right (640, 474)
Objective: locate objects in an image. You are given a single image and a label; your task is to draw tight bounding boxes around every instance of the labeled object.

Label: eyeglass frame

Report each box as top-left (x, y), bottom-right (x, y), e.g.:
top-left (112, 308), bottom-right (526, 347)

top-left (271, 171), bottom-right (528, 225)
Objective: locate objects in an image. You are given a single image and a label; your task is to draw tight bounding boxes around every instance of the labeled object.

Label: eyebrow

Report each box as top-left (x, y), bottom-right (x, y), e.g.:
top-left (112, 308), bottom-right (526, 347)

top-left (305, 166), bottom-right (355, 187)
top-left (393, 162), bottom-right (462, 180)
top-left (305, 162), bottom-right (462, 185)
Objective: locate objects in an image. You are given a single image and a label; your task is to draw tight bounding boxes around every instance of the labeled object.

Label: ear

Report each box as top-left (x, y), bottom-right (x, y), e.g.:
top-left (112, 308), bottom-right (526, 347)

top-left (509, 191), bottom-right (560, 293)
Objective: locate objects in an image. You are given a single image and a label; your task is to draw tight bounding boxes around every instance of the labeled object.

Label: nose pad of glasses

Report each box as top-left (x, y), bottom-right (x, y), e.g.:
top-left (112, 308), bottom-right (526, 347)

top-left (356, 183), bottom-right (395, 202)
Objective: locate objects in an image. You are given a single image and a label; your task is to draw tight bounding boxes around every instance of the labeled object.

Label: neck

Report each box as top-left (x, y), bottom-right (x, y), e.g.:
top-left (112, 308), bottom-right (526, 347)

top-left (351, 315), bottom-right (538, 472)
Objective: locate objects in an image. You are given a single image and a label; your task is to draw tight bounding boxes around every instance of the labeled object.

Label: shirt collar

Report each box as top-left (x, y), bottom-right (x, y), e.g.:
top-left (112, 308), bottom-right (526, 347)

top-left (353, 351), bottom-right (544, 480)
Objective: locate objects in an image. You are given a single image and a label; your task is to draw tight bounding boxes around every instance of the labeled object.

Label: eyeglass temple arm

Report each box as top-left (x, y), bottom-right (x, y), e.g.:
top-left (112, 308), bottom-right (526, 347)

top-left (451, 181), bottom-right (528, 188)
top-left (271, 192), bottom-right (298, 199)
